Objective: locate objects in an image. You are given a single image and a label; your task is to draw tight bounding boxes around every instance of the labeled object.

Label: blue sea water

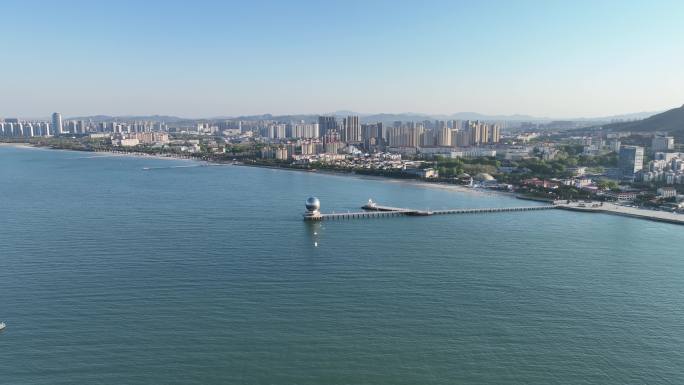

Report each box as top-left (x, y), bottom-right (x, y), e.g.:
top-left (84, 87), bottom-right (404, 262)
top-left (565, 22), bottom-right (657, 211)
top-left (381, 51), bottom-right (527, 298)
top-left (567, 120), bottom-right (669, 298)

top-left (1, 145), bottom-right (683, 384)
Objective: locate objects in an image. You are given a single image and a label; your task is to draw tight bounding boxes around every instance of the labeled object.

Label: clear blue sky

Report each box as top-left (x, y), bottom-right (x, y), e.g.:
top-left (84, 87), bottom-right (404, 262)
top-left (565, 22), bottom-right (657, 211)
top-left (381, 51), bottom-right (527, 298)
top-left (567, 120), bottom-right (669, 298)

top-left (2, 0), bottom-right (683, 118)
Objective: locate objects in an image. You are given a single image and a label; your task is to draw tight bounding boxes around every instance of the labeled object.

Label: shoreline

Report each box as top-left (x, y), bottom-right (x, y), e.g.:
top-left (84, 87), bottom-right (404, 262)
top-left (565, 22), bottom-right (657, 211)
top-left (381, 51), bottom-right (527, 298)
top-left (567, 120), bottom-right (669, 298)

top-left (0, 142), bottom-right (35, 148)
top-left (1, 142), bottom-right (201, 162)
top-left (2, 142), bottom-right (518, 199)
top-left (4, 143), bottom-right (683, 225)
top-left (555, 202), bottom-right (684, 225)
top-left (236, 161), bottom-right (510, 198)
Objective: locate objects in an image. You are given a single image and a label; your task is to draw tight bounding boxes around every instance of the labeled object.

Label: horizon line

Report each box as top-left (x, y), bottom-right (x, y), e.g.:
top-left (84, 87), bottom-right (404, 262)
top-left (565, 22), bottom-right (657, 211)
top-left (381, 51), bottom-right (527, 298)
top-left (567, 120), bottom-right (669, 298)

top-left (4, 107), bottom-right (671, 122)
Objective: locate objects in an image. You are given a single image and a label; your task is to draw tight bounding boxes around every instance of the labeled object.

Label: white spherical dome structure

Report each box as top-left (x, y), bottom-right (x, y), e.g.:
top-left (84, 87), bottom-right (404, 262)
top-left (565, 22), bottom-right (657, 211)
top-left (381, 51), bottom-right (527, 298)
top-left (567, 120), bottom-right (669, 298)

top-left (305, 197), bottom-right (321, 212)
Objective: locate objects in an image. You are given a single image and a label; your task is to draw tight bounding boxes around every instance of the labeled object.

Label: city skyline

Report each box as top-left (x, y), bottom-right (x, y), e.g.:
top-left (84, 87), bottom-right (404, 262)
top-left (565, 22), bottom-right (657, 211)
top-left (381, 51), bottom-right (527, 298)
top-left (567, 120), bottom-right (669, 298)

top-left (2, 0), bottom-right (684, 118)
top-left (0, 107), bottom-right (668, 122)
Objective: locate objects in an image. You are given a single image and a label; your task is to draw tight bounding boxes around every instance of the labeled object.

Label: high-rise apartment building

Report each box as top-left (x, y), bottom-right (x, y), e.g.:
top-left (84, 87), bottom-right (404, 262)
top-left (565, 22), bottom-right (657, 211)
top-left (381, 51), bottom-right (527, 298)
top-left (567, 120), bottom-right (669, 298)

top-left (420, 129), bottom-right (435, 147)
top-left (619, 146), bottom-right (644, 177)
top-left (343, 115), bottom-right (361, 143)
top-left (51, 112), bottom-right (62, 136)
top-left (387, 126), bottom-right (419, 148)
top-left (489, 124), bottom-right (501, 143)
top-left (290, 123), bottom-right (319, 139)
top-left (317, 116), bottom-right (336, 138)
top-left (437, 124), bottom-right (452, 146)
top-left (361, 123), bottom-right (382, 141)
top-left (652, 135), bottom-right (675, 152)
top-left (467, 121), bottom-right (482, 145)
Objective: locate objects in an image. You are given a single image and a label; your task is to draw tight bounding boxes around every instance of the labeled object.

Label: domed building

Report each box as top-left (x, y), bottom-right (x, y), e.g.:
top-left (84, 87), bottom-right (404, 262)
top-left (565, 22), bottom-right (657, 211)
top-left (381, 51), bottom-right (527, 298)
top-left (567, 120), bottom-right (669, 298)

top-left (305, 197), bottom-right (320, 212)
top-left (303, 197), bottom-right (322, 220)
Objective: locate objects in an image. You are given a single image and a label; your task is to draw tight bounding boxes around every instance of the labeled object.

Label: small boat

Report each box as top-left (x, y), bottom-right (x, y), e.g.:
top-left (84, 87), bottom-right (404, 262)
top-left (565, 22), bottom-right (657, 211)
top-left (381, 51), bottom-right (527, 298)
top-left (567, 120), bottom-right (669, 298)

top-left (0, 322), bottom-right (5, 331)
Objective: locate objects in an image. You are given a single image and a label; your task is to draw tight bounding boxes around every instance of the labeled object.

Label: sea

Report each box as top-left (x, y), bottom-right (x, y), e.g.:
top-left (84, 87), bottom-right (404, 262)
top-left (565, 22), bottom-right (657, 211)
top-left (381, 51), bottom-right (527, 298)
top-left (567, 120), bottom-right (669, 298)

top-left (1, 145), bottom-right (683, 385)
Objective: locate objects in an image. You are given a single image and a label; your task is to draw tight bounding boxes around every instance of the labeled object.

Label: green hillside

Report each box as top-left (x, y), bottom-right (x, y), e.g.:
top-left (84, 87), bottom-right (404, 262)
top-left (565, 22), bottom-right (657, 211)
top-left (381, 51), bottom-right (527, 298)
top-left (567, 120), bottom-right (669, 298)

top-left (603, 104), bottom-right (684, 137)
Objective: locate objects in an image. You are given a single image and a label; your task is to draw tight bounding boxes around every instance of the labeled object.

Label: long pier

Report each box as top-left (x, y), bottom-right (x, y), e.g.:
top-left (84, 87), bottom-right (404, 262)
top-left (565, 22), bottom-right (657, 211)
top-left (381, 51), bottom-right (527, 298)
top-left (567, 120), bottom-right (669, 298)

top-left (303, 198), bottom-right (557, 221)
top-left (302, 198), bottom-right (684, 225)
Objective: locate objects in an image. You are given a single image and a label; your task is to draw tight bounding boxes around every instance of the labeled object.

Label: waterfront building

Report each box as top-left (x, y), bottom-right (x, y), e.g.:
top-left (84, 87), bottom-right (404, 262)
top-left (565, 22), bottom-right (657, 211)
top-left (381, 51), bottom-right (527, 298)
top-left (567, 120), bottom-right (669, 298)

top-left (23, 123), bottom-right (34, 137)
top-left (36, 122), bottom-right (49, 136)
top-left (51, 112), bottom-right (62, 136)
top-left (604, 190), bottom-right (638, 201)
top-left (299, 140), bottom-right (321, 155)
top-left (125, 132), bottom-right (170, 145)
top-left (303, 197), bottom-right (322, 220)
top-left (119, 138), bottom-right (140, 147)
top-left (275, 147), bottom-right (288, 160)
top-left (260, 147), bottom-right (275, 159)
top-left (657, 187), bottom-right (677, 198)
top-left (403, 167), bottom-right (439, 178)
top-left (618, 146), bottom-right (644, 177)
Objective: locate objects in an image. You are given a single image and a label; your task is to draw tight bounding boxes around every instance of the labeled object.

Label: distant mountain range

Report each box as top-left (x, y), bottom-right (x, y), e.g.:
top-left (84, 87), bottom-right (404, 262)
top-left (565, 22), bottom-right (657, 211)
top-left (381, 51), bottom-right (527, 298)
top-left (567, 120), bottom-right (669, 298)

top-left (213, 110), bottom-right (661, 123)
top-left (66, 110), bottom-right (661, 124)
top-left (67, 114), bottom-right (192, 123)
top-left (358, 112), bottom-right (543, 123)
top-left (601, 104), bottom-right (684, 137)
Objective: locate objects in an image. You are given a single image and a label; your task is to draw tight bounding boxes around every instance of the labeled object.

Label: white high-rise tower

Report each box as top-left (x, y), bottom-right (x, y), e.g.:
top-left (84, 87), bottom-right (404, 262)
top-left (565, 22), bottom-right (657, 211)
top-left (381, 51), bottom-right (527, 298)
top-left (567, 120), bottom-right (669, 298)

top-left (51, 112), bottom-right (63, 136)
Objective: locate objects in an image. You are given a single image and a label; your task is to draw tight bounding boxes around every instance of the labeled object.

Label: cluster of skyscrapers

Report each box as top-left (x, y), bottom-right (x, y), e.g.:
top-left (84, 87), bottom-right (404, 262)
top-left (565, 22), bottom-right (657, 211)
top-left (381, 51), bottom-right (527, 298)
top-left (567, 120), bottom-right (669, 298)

top-left (0, 112), bottom-right (61, 137)
top-left (385, 119), bottom-right (501, 148)
top-left (617, 134), bottom-right (684, 184)
top-left (260, 116), bottom-right (501, 151)
top-left (0, 112), bottom-right (170, 138)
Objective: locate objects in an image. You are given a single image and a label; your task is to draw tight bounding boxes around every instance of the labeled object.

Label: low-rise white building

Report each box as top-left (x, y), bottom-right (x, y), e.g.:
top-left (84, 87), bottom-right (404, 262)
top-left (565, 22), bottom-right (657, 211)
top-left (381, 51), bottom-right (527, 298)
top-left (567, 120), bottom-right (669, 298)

top-left (657, 187), bottom-right (677, 198)
top-left (120, 138), bottom-right (140, 147)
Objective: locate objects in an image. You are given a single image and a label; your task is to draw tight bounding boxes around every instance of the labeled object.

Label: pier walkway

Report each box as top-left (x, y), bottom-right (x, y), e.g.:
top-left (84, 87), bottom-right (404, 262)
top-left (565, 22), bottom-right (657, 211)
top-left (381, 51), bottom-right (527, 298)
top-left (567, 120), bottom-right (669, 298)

top-left (304, 199), bottom-right (556, 221)
top-left (302, 198), bottom-right (684, 225)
